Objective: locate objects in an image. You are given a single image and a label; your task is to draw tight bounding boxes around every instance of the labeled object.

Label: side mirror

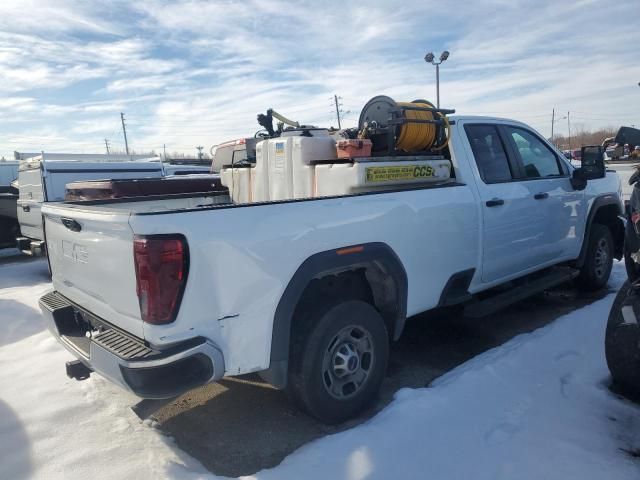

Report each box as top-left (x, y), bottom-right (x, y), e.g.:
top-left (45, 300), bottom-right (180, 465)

top-left (580, 145), bottom-right (605, 180)
top-left (570, 167), bottom-right (587, 191)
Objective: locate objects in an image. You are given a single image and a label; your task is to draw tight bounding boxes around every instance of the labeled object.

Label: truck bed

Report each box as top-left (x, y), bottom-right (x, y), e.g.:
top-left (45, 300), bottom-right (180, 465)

top-left (42, 182), bottom-right (477, 374)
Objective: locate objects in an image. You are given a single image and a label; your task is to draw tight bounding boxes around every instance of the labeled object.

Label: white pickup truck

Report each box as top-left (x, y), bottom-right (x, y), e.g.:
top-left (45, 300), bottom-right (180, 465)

top-left (39, 115), bottom-right (624, 424)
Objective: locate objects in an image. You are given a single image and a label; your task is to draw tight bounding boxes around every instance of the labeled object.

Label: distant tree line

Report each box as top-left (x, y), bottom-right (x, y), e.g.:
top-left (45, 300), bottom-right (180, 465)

top-left (551, 127), bottom-right (618, 150)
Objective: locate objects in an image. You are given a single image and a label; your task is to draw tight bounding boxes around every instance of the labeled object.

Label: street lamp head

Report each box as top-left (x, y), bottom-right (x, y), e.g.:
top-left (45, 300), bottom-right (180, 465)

top-left (440, 50), bottom-right (450, 62)
top-left (424, 52), bottom-right (435, 63)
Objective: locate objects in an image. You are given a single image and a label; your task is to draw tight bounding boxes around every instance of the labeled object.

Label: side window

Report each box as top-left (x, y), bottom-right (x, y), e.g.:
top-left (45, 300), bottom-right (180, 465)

top-left (465, 125), bottom-right (512, 183)
top-left (506, 127), bottom-right (562, 178)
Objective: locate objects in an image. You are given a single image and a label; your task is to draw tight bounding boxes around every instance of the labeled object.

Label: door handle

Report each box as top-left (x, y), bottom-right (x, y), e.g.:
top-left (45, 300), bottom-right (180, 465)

top-left (534, 192), bottom-right (549, 200)
top-left (61, 218), bottom-right (82, 232)
top-left (486, 198), bottom-right (504, 207)
top-left (22, 205), bottom-right (30, 212)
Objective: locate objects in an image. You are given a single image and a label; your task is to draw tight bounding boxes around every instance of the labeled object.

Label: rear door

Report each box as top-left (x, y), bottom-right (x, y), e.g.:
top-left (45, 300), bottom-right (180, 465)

top-left (463, 123), bottom-right (548, 283)
top-left (43, 205), bottom-right (144, 338)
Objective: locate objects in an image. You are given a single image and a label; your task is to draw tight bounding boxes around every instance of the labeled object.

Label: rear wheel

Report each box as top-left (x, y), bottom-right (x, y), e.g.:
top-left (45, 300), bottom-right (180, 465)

top-left (577, 223), bottom-right (613, 291)
top-left (606, 281), bottom-right (640, 396)
top-left (287, 300), bottom-right (389, 424)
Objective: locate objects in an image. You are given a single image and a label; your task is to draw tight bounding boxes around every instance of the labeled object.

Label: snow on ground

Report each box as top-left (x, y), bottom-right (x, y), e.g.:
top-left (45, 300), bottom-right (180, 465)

top-left (1, 259), bottom-right (639, 480)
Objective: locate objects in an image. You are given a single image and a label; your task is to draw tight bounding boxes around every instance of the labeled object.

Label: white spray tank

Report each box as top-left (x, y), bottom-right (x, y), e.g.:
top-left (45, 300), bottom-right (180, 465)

top-left (252, 140), bottom-right (270, 202)
top-left (259, 128), bottom-right (336, 201)
top-left (220, 165), bottom-right (252, 203)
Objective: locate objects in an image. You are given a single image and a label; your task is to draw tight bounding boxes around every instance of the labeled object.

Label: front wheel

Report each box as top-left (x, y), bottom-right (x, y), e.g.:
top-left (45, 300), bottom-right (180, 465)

top-left (577, 223), bottom-right (613, 291)
top-left (287, 300), bottom-right (389, 424)
top-left (606, 281), bottom-right (640, 396)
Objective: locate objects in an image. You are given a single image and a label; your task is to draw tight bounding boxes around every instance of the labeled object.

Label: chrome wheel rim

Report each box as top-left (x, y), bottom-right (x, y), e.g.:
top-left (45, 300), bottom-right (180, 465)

top-left (594, 238), bottom-right (609, 279)
top-left (322, 325), bottom-right (374, 400)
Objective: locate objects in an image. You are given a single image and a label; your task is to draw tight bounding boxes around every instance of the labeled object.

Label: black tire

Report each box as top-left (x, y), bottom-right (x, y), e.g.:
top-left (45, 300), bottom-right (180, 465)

top-left (577, 223), bottom-right (613, 291)
top-left (605, 281), bottom-right (640, 395)
top-left (287, 300), bottom-right (389, 424)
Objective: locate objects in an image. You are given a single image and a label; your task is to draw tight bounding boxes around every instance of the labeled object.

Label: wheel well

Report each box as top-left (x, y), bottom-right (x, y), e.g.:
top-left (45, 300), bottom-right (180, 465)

top-left (261, 242), bottom-right (407, 389)
top-left (291, 263), bottom-right (401, 346)
top-left (593, 204), bottom-right (620, 227)
top-left (575, 200), bottom-right (624, 268)
top-left (592, 204), bottom-right (624, 259)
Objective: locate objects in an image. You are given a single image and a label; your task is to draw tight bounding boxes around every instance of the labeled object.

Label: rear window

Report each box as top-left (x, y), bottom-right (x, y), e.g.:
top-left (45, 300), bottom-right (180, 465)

top-left (465, 125), bottom-right (512, 183)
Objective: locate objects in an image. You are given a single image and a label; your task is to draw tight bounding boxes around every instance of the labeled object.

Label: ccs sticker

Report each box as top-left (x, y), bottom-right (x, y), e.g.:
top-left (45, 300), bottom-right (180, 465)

top-left (365, 165), bottom-right (436, 183)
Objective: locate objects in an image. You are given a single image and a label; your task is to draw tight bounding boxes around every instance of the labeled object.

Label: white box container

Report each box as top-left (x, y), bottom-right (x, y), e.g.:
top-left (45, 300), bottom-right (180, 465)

top-left (267, 138), bottom-right (293, 201)
top-left (252, 141), bottom-right (270, 202)
top-left (220, 166), bottom-right (252, 203)
top-left (315, 159), bottom-right (452, 197)
top-left (255, 130), bottom-right (336, 201)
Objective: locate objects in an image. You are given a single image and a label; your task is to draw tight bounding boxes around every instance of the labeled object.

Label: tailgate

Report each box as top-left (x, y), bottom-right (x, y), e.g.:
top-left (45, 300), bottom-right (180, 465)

top-left (43, 204), bottom-right (144, 339)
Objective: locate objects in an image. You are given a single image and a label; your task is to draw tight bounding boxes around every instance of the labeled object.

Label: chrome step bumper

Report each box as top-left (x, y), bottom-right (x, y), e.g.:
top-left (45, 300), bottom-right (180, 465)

top-left (39, 290), bottom-right (225, 399)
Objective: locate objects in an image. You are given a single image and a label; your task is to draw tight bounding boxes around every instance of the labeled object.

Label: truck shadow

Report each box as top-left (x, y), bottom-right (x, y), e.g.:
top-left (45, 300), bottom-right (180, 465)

top-left (155, 283), bottom-right (611, 478)
top-left (0, 299), bottom-right (47, 347)
top-left (0, 257), bottom-right (49, 289)
top-left (0, 399), bottom-right (32, 480)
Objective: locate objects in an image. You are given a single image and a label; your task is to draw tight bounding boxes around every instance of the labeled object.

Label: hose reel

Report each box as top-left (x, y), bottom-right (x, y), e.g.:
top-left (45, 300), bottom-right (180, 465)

top-left (358, 95), bottom-right (454, 154)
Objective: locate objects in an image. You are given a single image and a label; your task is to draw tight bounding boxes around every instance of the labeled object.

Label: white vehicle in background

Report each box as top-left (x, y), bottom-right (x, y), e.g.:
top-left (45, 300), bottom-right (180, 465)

top-left (38, 95), bottom-right (625, 424)
top-left (14, 153), bottom-right (163, 256)
top-left (0, 159), bottom-right (20, 248)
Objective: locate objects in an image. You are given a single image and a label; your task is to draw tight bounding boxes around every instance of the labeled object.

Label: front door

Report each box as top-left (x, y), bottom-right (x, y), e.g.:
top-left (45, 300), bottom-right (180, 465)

top-left (501, 125), bottom-right (584, 263)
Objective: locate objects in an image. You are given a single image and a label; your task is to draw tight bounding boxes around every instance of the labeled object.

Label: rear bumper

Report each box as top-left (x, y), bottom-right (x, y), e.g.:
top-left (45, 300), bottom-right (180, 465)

top-left (39, 290), bottom-right (225, 399)
top-left (16, 236), bottom-right (45, 256)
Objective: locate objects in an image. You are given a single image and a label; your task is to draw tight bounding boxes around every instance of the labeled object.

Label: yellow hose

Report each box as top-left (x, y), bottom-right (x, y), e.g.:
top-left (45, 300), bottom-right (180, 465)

top-left (395, 100), bottom-right (450, 152)
top-left (432, 114), bottom-right (451, 151)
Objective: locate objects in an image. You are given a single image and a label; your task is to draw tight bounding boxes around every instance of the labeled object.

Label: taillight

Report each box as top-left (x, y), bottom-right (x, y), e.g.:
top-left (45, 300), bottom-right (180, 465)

top-left (133, 235), bottom-right (188, 325)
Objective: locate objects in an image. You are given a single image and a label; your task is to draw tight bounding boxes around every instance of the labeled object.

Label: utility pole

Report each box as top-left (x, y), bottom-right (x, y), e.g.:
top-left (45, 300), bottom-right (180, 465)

top-left (567, 111), bottom-right (571, 151)
top-left (104, 138), bottom-right (110, 155)
top-left (334, 95), bottom-right (342, 129)
top-left (196, 146), bottom-right (204, 160)
top-left (163, 144), bottom-right (167, 161)
top-left (120, 112), bottom-right (130, 155)
top-left (551, 108), bottom-right (555, 145)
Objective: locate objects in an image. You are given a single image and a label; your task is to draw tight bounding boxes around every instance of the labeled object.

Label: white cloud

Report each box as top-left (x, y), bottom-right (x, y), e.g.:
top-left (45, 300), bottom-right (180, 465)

top-left (0, 0), bottom-right (639, 158)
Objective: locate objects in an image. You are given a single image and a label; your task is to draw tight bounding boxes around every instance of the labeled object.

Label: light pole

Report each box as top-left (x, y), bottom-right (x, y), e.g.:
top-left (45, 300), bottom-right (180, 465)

top-left (424, 50), bottom-right (450, 108)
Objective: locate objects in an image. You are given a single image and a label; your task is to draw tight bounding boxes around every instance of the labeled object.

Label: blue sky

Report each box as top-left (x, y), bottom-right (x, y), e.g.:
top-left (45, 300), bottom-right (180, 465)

top-left (0, 0), bottom-right (639, 158)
